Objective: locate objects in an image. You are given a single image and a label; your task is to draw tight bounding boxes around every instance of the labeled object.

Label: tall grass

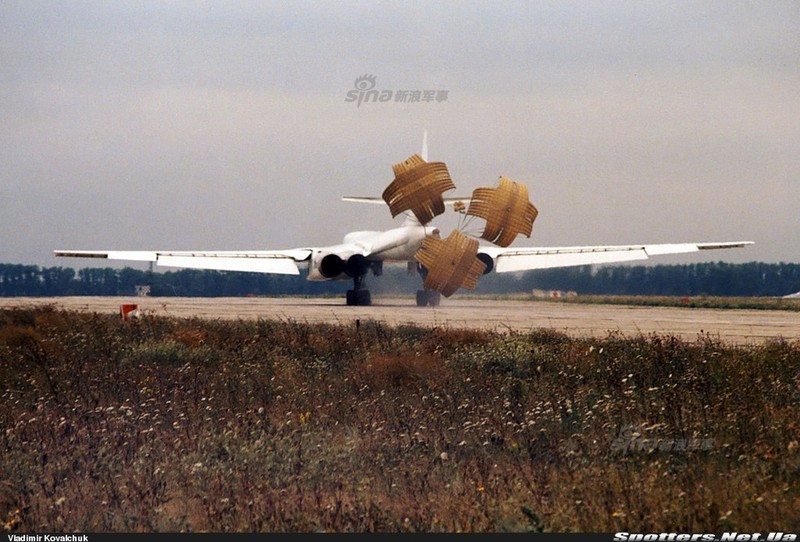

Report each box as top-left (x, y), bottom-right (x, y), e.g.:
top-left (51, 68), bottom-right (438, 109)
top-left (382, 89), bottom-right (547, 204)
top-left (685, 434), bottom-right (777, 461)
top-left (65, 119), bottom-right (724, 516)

top-left (1, 306), bottom-right (798, 532)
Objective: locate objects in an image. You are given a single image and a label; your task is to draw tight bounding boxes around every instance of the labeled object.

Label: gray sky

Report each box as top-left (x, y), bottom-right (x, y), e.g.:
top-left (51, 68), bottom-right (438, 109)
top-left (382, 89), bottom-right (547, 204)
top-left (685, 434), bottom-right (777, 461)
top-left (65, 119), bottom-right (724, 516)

top-left (2, 1), bottom-right (798, 268)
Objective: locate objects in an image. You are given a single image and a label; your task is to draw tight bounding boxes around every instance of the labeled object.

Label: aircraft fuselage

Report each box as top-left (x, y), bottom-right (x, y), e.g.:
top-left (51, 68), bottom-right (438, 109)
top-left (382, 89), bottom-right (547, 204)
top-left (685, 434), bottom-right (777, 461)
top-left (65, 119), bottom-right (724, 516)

top-left (307, 223), bottom-right (438, 281)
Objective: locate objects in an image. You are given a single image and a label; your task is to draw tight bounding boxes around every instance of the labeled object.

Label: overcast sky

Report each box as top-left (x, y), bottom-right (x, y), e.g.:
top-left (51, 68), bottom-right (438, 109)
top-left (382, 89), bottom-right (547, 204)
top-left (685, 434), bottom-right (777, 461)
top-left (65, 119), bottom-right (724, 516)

top-left (2, 1), bottom-right (798, 268)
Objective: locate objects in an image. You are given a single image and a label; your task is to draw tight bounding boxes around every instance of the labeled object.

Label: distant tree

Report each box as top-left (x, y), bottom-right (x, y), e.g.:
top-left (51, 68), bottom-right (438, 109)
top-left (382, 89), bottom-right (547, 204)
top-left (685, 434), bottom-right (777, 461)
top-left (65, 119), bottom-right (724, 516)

top-left (1, 261), bottom-right (799, 297)
top-left (40, 266), bottom-right (76, 295)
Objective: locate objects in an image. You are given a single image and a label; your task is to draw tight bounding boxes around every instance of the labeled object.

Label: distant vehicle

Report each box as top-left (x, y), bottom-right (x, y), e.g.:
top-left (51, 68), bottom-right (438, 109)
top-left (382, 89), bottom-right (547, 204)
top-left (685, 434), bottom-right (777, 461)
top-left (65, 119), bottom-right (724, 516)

top-left (55, 134), bottom-right (752, 306)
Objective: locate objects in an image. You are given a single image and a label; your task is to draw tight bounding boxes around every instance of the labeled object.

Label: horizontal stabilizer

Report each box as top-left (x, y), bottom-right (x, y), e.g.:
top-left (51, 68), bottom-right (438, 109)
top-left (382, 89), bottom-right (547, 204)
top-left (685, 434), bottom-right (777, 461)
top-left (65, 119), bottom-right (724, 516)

top-left (343, 196), bottom-right (472, 205)
top-left (341, 197), bottom-right (387, 204)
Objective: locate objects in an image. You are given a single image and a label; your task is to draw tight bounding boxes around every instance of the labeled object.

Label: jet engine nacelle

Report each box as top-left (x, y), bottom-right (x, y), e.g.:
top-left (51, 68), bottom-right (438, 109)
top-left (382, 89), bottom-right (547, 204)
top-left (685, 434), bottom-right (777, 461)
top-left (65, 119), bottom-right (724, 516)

top-left (477, 252), bottom-right (494, 274)
top-left (309, 251), bottom-right (372, 281)
top-left (320, 253), bottom-right (346, 278)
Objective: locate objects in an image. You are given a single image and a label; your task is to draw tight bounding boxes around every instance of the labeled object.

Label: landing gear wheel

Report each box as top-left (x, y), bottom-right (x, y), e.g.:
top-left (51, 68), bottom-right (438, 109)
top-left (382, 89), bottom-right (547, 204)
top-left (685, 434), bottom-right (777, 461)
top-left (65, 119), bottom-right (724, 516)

top-left (416, 289), bottom-right (441, 307)
top-left (346, 274), bottom-right (371, 306)
top-left (347, 289), bottom-right (372, 306)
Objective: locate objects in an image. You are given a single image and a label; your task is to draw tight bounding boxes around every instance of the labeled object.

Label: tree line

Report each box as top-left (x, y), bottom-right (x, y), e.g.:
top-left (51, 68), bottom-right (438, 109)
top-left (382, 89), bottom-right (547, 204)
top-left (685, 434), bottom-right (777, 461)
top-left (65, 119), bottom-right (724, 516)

top-left (0, 261), bottom-right (799, 298)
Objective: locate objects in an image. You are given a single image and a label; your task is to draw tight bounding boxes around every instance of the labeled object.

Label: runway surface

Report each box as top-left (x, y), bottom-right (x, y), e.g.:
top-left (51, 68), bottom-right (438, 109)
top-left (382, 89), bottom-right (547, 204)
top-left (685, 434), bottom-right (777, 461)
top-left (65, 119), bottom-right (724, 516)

top-left (2, 296), bottom-right (799, 345)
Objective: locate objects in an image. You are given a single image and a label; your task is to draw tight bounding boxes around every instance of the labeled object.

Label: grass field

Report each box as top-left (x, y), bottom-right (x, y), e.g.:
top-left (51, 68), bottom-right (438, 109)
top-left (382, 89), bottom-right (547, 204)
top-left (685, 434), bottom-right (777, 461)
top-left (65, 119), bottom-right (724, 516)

top-left (1, 305), bottom-right (798, 532)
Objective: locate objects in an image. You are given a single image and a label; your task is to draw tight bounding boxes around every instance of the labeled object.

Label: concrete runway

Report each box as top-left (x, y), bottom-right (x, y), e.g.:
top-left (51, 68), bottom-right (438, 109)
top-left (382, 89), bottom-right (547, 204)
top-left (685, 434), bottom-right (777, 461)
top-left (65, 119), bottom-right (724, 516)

top-left (2, 296), bottom-right (799, 345)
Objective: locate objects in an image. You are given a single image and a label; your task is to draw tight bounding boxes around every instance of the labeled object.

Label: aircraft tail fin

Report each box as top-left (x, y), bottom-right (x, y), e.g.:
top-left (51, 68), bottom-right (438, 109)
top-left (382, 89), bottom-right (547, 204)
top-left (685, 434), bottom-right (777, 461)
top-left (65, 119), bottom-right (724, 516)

top-left (342, 131), bottom-right (471, 217)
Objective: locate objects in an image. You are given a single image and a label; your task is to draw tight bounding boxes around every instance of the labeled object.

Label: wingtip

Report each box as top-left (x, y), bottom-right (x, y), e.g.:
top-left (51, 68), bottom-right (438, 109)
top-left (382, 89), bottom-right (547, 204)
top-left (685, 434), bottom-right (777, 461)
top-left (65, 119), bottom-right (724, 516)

top-left (697, 241), bottom-right (755, 250)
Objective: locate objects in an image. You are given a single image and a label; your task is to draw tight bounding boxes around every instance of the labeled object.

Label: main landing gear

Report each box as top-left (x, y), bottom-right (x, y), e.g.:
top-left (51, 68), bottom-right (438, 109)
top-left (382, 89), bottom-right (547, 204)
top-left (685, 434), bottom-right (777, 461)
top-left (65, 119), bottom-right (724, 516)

top-left (412, 263), bottom-right (440, 307)
top-left (343, 264), bottom-right (441, 307)
top-left (416, 289), bottom-right (441, 307)
top-left (346, 274), bottom-right (372, 306)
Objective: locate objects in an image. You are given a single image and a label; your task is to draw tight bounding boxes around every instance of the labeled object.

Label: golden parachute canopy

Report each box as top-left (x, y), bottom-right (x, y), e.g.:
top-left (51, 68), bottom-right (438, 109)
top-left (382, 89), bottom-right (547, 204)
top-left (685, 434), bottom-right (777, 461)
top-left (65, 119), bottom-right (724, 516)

top-left (379, 151), bottom-right (538, 298)
top-left (466, 176), bottom-right (538, 247)
top-left (382, 154), bottom-right (456, 225)
top-left (414, 229), bottom-right (487, 297)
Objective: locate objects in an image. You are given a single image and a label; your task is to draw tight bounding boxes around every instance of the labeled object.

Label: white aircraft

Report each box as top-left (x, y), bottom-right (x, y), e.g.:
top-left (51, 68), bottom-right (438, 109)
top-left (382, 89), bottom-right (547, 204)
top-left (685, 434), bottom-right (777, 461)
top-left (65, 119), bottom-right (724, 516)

top-left (55, 136), bottom-right (753, 306)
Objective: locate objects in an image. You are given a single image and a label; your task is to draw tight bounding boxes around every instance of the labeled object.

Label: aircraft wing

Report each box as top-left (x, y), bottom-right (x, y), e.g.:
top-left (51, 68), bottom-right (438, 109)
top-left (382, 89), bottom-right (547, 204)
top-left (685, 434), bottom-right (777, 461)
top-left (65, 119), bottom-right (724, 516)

top-left (54, 249), bottom-right (313, 275)
top-left (479, 242), bottom-right (753, 273)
